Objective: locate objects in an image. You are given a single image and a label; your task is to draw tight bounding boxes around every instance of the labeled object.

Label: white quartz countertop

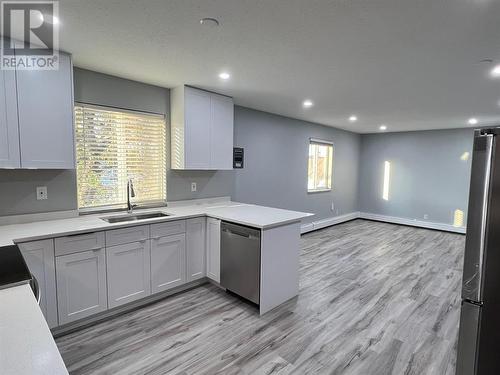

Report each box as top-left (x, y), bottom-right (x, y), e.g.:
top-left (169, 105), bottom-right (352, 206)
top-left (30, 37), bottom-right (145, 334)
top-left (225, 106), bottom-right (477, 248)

top-left (0, 284), bottom-right (68, 375)
top-left (0, 200), bottom-right (313, 246)
top-left (0, 199), bottom-right (312, 375)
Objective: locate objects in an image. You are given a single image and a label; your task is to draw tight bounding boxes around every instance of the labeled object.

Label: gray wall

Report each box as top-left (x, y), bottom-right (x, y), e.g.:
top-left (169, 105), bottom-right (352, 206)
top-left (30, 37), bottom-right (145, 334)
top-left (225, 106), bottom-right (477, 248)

top-left (358, 128), bottom-right (474, 226)
top-left (0, 69), bottom-right (233, 216)
top-left (233, 107), bottom-right (361, 224)
top-left (0, 67), bottom-right (474, 226)
top-left (0, 170), bottom-right (77, 216)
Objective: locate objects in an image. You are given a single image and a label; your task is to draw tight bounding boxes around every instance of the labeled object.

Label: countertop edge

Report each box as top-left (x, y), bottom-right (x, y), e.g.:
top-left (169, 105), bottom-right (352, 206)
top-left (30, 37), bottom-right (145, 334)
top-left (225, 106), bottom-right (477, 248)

top-left (0, 284), bottom-right (68, 375)
top-left (2, 205), bottom-right (314, 246)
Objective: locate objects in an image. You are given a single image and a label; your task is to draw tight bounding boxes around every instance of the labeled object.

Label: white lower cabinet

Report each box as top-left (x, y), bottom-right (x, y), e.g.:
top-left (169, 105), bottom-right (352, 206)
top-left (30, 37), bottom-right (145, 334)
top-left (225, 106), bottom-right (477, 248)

top-left (56, 249), bottom-right (107, 325)
top-left (186, 217), bottom-right (206, 281)
top-left (106, 240), bottom-right (151, 308)
top-left (42, 217), bottom-right (221, 328)
top-left (18, 239), bottom-right (58, 328)
top-left (151, 233), bottom-right (186, 293)
top-left (206, 218), bottom-right (221, 283)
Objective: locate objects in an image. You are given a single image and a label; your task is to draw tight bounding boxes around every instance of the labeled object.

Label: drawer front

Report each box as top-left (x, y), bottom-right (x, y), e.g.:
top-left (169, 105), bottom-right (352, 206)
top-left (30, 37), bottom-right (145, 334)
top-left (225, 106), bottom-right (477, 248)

top-left (151, 220), bottom-right (186, 239)
top-left (55, 232), bottom-right (105, 257)
top-left (106, 225), bottom-right (150, 247)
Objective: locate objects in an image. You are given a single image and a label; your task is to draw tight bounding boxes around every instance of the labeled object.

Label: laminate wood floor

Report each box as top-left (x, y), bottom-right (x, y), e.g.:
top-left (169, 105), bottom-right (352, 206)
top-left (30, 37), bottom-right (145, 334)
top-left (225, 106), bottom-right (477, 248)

top-left (56, 219), bottom-right (465, 375)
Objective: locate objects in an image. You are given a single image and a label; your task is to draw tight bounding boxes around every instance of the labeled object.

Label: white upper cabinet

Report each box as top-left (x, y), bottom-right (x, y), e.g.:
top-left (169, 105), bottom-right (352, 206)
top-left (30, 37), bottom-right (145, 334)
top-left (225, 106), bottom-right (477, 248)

top-left (171, 86), bottom-right (233, 170)
top-left (0, 69), bottom-right (20, 168)
top-left (16, 52), bottom-right (75, 169)
top-left (184, 88), bottom-right (211, 169)
top-left (210, 94), bottom-right (234, 169)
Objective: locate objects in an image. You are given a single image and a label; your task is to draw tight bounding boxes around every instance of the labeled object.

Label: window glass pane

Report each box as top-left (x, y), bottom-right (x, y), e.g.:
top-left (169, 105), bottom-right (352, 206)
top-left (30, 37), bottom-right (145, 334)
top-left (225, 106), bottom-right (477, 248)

top-left (307, 142), bottom-right (333, 192)
top-left (75, 105), bottom-right (167, 210)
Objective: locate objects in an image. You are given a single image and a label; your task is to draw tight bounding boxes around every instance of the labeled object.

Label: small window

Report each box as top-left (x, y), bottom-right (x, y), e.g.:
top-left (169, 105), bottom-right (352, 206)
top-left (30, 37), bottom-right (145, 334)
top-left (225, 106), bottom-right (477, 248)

top-left (75, 104), bottom-right (167, 211)
top-left (308, 139), bottom-right (333, 192)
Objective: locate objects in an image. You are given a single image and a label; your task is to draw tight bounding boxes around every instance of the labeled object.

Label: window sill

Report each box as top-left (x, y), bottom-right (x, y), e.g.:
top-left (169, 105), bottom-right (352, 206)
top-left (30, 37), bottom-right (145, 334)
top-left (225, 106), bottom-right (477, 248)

top-left (78, 202), bottom-right (168, 216)
top-left (307, 189), bottom-right (332, 194)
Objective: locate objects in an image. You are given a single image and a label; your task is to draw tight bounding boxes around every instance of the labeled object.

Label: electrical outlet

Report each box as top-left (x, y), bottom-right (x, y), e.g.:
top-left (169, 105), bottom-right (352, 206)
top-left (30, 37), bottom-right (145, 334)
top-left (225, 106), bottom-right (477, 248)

top-left (36, 186), bottom-right (48, 200)
top-left (424, 214), bottom-right (429, 220)
top-left (191, 182), bottom-right (197, 192)
top-left (331, 202), bottom-right (335, 211)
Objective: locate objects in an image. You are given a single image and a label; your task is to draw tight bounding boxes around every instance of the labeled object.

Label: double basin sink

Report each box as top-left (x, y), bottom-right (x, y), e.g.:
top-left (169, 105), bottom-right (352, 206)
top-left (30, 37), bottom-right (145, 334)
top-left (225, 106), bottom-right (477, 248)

top-left (101, 212), bottom-right (171, 224)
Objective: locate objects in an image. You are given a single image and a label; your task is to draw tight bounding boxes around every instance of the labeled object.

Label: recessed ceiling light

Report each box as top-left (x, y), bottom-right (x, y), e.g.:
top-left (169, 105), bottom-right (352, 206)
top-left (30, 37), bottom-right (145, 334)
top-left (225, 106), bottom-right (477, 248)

top-left (218, 72), bottom-right (230, 80)
top-left (200, 17), bottom-right (220, 27)
top-left (379, 125), bottom-right (387, 131)
top-left (490, 64), bottom-right (500, 78)
top-left (468, 118), bottom-right (478, 125)
top-left (349, 115), bottom-right (358, 122)
top-left (303, 100), bottom-right (313, 108)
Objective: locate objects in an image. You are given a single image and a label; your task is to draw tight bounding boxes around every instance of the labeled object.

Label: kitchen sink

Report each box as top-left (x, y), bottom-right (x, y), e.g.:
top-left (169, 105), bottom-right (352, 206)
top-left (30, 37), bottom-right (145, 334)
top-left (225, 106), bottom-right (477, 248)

top-left (101, 212), bottom-right (171, 223)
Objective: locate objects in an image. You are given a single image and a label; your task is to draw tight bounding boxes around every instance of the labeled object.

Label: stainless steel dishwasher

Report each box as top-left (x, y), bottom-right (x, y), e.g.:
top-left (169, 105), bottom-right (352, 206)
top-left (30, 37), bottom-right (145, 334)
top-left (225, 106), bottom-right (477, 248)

top-left (220, 222), bottom-right (261, 305)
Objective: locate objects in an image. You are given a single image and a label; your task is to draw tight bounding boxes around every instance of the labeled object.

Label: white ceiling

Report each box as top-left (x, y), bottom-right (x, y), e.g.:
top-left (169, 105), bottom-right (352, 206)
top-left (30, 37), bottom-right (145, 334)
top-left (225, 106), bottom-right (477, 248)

top-left (58, 0), bottom-right (500, 133)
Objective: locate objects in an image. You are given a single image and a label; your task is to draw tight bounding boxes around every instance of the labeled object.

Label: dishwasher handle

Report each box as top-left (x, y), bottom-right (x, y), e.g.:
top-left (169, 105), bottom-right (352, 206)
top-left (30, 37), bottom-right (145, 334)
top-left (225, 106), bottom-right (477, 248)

top-left (221, 222), bottom-right (261, 241)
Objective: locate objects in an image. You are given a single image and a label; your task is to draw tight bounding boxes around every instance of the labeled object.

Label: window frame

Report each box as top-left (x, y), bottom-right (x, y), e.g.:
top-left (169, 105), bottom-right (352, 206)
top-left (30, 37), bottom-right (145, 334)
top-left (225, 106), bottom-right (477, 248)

top-left (74, 102), bottom-right (168, 214)
top-left (307, 138), bottom-right (334, 193)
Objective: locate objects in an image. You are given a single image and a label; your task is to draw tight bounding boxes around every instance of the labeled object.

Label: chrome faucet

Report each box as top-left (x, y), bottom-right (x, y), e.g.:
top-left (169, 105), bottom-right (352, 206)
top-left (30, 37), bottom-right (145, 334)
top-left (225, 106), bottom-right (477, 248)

top-left (127, 179), bottom-right (137, 213)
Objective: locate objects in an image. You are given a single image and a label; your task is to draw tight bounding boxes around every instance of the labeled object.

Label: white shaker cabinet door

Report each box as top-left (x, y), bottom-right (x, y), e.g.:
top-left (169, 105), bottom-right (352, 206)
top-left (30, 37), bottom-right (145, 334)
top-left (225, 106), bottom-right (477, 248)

top-left (106, 240), bottom-right (151, 309)
top-left (151, 233), bottom-right (186, 293)
top-left (186, 217), bottom-right (206, 282)
top-left (206, 218), bottom-right (221, 283)
top-left (16, 52), bottom-right (75, 169)
top-left (56, 249), bottom-right (107, 325)
top-left (184, 87), bottom-right (211, 169)
top-left (210, 94), bottom-right (234, 170)
top-left (18, 239), bottom-right (58, 328)
top-left (0, 68), bottom-right (20, 168)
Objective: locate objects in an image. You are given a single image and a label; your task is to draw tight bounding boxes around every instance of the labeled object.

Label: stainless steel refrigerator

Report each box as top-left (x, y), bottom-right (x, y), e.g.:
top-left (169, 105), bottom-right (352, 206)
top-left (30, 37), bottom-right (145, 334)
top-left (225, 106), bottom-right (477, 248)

top-left (456, 128), bottom-right (500, 375)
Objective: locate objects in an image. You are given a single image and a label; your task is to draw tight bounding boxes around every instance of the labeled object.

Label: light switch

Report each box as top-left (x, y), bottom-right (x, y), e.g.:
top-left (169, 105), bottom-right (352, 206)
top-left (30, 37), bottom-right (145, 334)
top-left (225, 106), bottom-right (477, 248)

top-left (36, 186), bottom-right (48, 200)
top-left (191, 182), bottom-right (197, 192)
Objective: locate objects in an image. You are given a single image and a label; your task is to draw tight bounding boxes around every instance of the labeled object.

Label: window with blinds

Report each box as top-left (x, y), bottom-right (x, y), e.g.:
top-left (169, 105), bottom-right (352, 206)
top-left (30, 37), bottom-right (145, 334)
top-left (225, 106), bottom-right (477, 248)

top-left (75, 104), bottom-right (167, 210)
top-left (307, 139), bottom-right (333, 192)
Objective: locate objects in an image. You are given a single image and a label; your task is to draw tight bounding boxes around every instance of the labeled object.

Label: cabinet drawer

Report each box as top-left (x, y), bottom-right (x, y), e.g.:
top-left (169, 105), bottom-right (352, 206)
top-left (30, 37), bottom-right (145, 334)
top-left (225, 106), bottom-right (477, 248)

top-left (55, 232), bottom-right (105, 257)
top-left (106, 225), bottom-right (150, 247)
top-left (151, 220), bottom-right (186, 239)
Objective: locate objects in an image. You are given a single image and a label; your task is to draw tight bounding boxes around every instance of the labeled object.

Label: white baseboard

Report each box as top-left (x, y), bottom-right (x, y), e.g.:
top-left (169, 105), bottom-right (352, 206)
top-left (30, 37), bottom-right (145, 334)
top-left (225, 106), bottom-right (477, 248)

top-left (359, 212), bottom-right (466, 234)
top-left (301, 212), bottom-right (360, 234)
top-left (301, 211), bottom-right (466, 234)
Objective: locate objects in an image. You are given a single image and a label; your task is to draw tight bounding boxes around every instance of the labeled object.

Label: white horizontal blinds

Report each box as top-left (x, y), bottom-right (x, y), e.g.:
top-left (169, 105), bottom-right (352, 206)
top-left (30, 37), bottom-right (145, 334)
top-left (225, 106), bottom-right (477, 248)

top-left (308, 140), bottom-right (333, 191)
top-left (75, 104), bottom-right (166, 209)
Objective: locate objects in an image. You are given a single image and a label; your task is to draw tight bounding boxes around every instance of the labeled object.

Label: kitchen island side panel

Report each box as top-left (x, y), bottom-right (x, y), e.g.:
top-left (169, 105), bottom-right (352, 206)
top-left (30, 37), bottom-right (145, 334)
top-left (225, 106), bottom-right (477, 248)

top-left (259, 221), bottom-right (300, 314)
